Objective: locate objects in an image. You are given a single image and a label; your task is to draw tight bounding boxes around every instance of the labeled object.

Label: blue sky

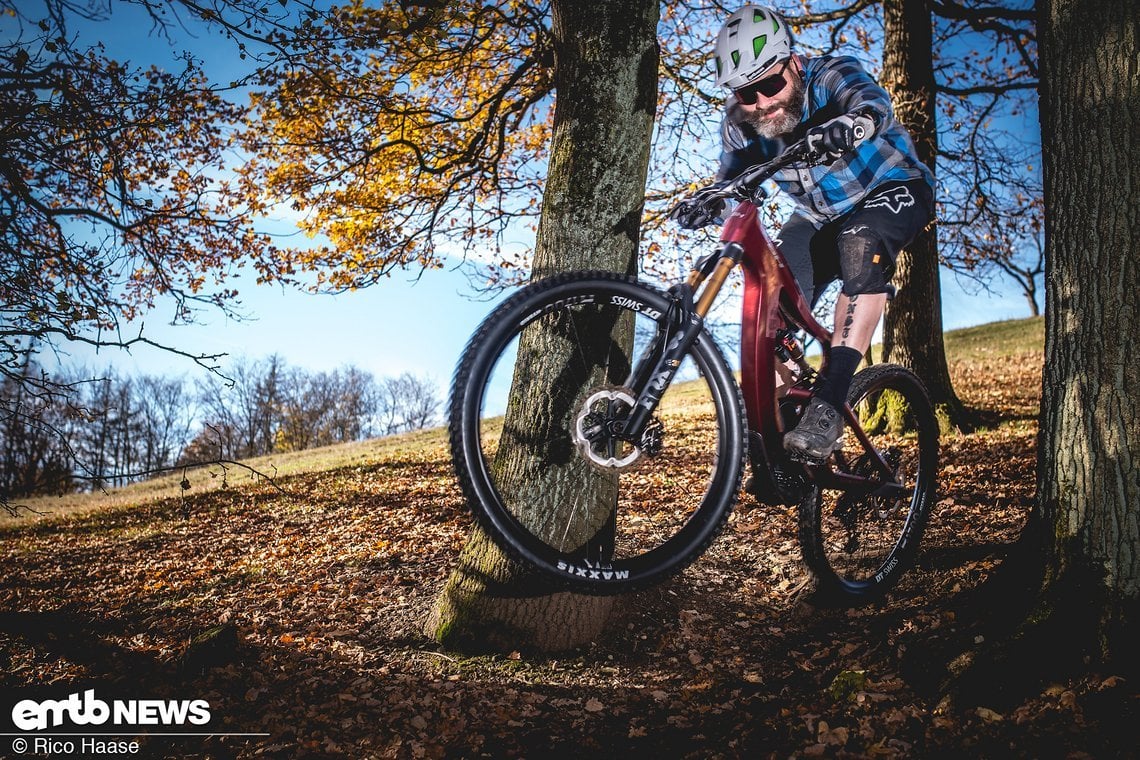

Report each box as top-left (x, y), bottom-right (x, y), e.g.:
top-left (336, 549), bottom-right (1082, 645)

top-left (67, 264), bottom-right (492, 386)
top-left (44, 2), bottom-right (1040, 391)
top-left (65, 258), bottom-right (1036, 392)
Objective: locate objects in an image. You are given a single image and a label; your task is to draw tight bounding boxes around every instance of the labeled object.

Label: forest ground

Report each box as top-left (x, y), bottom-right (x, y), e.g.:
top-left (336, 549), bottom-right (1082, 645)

top-left (3, 317), bottom-right (1137, 758)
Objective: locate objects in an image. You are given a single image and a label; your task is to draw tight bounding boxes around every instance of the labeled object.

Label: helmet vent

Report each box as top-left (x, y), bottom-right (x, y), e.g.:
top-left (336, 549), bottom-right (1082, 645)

top-left (713, 5), bottom-right (793, 89)
top-left (752, 35), bottom-right (767, 59)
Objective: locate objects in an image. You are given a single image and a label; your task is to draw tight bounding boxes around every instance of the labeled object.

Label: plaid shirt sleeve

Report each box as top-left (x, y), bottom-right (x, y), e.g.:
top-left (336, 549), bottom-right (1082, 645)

top-left (811, 54), bottom-right (894, 126)
top-left (718, 55), bottom-right (935, 224)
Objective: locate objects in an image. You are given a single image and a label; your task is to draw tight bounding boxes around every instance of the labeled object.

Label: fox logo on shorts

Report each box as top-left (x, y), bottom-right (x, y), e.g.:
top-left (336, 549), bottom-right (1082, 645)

top-left (863, 185), bottom-right (916, 214)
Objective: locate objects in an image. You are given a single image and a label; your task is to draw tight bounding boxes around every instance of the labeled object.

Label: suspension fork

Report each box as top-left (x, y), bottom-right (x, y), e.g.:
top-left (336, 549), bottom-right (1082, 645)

top-left (621, 244), bottom-right (744, 440)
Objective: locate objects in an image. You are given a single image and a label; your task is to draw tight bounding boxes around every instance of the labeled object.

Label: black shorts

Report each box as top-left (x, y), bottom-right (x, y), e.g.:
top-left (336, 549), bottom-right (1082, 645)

top-left (774, 179), bottom-right (934, 304)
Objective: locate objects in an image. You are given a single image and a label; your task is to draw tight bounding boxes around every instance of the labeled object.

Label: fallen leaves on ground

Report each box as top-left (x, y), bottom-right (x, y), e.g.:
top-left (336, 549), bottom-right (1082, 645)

top-left (2, 345), bottom-right (1137, 758)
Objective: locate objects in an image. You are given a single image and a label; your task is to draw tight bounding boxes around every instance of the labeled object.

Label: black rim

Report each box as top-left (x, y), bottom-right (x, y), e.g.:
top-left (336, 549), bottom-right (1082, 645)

top-left (451, 275), bottom-right (745, 593)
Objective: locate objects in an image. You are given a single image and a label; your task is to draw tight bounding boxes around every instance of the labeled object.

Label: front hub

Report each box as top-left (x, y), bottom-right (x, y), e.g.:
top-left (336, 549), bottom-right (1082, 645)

top-left (573, 388), bottom-right (662, 470)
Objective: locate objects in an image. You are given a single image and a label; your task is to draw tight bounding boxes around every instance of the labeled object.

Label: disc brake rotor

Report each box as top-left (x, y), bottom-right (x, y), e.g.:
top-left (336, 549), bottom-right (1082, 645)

top-left (573, 388), bottom-right (651, 470)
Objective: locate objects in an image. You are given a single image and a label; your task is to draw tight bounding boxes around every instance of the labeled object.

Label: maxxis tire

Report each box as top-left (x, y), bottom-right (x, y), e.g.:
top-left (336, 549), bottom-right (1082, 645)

top-left (449, 271), bottom-right (747, 595)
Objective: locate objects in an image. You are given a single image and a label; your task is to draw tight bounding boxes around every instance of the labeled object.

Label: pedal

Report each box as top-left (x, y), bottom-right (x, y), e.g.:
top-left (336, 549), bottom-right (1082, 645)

top-left (785, 449), bottom-right (827, 466)
top-left (783, 436), bottom-right (845, 466)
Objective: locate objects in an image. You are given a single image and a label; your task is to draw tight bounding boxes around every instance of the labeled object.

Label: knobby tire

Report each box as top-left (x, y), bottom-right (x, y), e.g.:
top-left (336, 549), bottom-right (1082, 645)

top-left (449, 272), bottom-right (747, 595)
top-left (797, 363), bottom-right (939, 602)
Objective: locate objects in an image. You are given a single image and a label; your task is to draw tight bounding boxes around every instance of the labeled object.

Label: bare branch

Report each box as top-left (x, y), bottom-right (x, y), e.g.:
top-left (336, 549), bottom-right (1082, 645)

top-left (931, 0), bottom-right (1037, 23)
top-left (938, 80), bottom-right (1039, 96)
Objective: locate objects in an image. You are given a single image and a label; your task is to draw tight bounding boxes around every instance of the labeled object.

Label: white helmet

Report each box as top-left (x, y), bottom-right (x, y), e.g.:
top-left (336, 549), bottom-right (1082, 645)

top-left (713, 5), bottom-right (794, 89)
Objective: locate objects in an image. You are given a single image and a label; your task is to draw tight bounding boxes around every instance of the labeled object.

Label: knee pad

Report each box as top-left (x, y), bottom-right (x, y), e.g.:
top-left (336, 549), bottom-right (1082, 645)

top-left (837, 226), bottom-right (893, 296)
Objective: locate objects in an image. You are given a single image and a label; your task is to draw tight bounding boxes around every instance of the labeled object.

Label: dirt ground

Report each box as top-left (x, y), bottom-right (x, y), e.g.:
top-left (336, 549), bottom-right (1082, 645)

top-left (2, 344), bottom-right (1137, 758)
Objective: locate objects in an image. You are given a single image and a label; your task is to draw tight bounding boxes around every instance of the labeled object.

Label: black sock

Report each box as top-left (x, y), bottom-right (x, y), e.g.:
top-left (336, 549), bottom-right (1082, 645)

top-left (818, 346), bottom-right (864, 408)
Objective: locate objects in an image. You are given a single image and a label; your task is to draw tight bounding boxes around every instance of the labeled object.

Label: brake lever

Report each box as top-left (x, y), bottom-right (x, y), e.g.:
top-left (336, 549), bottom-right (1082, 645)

top-left (744, 182), bottom-right (768, 204)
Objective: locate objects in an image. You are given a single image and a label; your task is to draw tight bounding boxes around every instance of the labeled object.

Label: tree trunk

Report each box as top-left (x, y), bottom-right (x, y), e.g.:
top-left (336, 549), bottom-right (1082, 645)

top-left (879, 0), bottom-right (971, 432)
top-left (426, 0), bottom-right (659, 653)
top-left (1034, 0), bottom-right (1140, 657)
top-left (936, 0), bottom-right (1138, 706)
top-left (1023, 283), bottom-right (1040, 318)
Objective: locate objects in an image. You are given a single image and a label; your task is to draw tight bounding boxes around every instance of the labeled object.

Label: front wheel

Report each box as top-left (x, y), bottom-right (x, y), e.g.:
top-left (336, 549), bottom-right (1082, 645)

top-left (798, 364), bottom-right (939, 603)
top-left (449, 272), bottom-right (747, 595)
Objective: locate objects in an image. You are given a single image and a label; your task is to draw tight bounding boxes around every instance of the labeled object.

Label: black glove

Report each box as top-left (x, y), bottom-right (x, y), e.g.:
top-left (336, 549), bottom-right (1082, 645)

top-left (669, 183), bottom-right (729, 230)
top-left (805, 112), bottom-right (877, 164)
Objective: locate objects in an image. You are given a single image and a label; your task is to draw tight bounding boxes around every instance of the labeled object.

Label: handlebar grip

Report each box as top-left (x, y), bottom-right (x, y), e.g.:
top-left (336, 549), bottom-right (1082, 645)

top-left (851, 113), bottom-right (876, 147)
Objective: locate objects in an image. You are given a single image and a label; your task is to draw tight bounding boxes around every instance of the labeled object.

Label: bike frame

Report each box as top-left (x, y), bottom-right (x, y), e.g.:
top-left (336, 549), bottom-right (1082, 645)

top-left (727, 200), bottom-right (905, 495)
top-left (623, 195), bottom-right (903, 499)
top-left (725, 199), bottom-right (829, 445)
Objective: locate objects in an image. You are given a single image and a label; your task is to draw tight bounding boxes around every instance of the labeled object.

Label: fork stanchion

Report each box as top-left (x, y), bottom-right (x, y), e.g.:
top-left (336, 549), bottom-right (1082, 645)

top-left (694, 242), bottom-right (743, 318)
top-left (686, 268), bottom-right (706, 290)
top-left (694, 257), bottom-right (735, 318)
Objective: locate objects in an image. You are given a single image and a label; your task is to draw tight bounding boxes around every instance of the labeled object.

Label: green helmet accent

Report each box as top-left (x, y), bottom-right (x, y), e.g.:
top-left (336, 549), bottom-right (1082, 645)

top-left (753, 34), bottom-right (768, 59)
top-left (713, 5), bottom-right (793, 90)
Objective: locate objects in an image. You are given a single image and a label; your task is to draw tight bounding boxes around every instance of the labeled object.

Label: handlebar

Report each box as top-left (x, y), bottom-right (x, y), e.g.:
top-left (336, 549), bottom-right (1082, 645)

top-left (690, 109), bottom-right (877, 206)
top-left (681, 138), bottom-right (821, 211)
top-left (726, 139), bottom-right (818, 201)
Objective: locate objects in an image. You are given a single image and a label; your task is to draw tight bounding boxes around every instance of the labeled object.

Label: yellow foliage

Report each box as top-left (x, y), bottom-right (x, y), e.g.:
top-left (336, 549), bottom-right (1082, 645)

top-left (240, 0), bottom-right (554, 289)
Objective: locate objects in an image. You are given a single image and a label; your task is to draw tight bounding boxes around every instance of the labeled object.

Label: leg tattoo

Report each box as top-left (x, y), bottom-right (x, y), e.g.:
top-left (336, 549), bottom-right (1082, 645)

top-left (841, 295), bottom-right (858, 346)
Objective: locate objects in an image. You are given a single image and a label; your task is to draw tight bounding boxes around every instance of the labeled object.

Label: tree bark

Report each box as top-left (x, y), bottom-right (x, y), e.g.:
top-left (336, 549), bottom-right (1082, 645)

top-left (935, 0), bottom-right (1138, 705)
top-left (1035, 0), bottom-right (1140, 654)
top-left (426, 0), bottom-right (659, 653)
top-left (879, 0), bottom-right (971, 432)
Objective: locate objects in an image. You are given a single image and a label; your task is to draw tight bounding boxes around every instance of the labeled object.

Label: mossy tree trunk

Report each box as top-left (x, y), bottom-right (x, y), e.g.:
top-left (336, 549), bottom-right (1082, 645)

top-left (1032, 0), bottom-right (1140, 659)
top-left (879, 0), bottom-right (971, 433)
top-left (937, 0), bottom-right (1138, 705)
top-left (426, 0), bottom-right (659, 653)
top-left (858, 389), bottom-right (916, 436)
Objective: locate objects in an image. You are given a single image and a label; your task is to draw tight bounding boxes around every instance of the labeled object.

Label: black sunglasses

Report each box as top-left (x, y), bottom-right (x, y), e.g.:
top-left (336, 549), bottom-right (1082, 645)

top-left (733, 58), bottom-right (792, 105)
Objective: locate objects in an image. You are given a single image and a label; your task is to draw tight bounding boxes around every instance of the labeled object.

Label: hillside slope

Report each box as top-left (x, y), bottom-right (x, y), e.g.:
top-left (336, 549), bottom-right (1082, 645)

top-left (4, 317), bottom-right (1044, 526)
top-left (9, 315), bottom-right (1114, 760)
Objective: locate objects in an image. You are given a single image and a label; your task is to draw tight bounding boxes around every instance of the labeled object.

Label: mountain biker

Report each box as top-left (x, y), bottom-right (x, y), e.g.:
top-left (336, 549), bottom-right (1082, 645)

top-left (671, 4), bottom-right (935, 463)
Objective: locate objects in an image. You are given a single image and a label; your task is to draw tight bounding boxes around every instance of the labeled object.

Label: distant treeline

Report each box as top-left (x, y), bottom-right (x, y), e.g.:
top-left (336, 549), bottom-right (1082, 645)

top-left (0, 356), bottom-right (440, 499)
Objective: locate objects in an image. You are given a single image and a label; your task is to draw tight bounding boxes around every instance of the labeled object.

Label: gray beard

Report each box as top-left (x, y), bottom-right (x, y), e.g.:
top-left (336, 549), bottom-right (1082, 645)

top-left (744, 81), bottom-right (806, 139)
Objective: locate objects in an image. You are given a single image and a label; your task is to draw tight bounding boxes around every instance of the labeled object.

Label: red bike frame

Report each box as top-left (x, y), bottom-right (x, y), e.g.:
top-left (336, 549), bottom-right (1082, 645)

top-left (713, 198), bottom-right (904, 497)
top-left (722, 199), bottom-right (830, 443)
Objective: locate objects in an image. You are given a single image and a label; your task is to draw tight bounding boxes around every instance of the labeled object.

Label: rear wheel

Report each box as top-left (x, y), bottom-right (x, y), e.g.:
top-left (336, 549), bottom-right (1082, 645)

top-left (798, 364), bottom-right (939, 602)
top-left (450, 272), bottom-right (747, 594)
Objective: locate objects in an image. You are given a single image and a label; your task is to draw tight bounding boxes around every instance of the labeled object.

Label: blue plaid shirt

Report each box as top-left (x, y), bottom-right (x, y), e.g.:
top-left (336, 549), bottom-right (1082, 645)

top-left (717, 54), bottom-right (934, 225)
